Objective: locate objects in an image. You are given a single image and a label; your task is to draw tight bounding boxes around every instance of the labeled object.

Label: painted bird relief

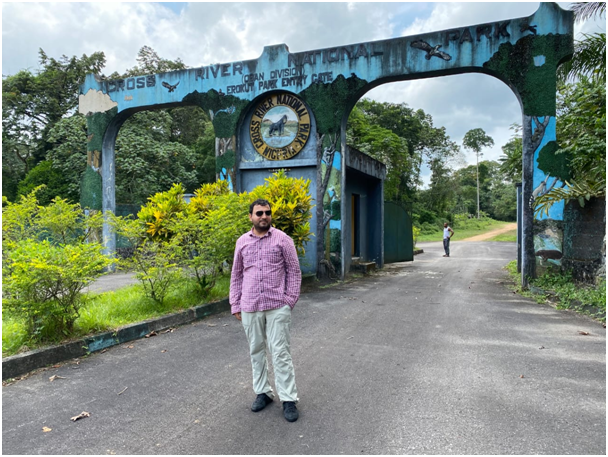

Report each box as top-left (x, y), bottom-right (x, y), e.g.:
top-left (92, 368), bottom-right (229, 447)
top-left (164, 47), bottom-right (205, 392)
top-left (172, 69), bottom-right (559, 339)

top-left (410, 40), bottom-right (452, 61)
top-left (162, 81), bottom-right (180, 92)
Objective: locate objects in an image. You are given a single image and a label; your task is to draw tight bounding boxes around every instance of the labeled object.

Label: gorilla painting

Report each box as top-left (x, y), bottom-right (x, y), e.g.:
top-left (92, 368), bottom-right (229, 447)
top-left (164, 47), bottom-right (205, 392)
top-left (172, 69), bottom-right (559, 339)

top-left (267, 115), bottom-right (288, 136)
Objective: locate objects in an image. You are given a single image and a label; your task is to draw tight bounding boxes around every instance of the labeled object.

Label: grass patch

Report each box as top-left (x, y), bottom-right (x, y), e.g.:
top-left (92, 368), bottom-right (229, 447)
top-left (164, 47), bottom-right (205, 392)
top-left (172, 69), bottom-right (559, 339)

top-left (2, 274), bottom-right (231, 357)
top-left (488, 229), bottom-right (517, 242)
top-left (417, 219), bottom-right (512, 242)
top-left (504, 260), bottom-right (606, 321)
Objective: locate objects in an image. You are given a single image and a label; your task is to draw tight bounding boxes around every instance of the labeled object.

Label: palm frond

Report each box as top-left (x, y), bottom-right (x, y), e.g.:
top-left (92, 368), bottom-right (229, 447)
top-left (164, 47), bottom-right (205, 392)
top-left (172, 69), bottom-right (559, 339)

top-left (571, 2), bottom-right (606, 22)
top-left (534, 177), bottom-right (606, 218)
top-left (557, 32), bottom-right (606, 84)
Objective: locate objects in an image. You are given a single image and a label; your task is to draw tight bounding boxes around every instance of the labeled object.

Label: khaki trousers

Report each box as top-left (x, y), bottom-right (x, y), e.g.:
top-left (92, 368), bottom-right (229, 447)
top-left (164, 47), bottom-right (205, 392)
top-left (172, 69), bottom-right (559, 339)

top-left (241, 305), bottom-right (298, 402)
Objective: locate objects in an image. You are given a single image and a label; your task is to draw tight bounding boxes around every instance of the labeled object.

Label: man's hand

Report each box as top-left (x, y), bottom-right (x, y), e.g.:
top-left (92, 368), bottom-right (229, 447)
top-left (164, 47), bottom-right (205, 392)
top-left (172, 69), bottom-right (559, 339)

top-left (234, 312), bottom-right (242, 321)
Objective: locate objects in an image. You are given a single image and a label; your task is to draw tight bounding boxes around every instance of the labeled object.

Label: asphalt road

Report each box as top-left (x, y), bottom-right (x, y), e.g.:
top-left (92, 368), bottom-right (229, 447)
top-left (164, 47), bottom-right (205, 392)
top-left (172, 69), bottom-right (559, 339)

top-left (2, 241), bottom-right (605, 455)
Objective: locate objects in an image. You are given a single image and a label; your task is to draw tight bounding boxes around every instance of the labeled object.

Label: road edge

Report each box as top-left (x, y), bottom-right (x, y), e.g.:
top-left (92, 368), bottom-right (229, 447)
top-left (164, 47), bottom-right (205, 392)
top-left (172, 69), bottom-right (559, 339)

top-left (2, 299), bottom-right (230, 381)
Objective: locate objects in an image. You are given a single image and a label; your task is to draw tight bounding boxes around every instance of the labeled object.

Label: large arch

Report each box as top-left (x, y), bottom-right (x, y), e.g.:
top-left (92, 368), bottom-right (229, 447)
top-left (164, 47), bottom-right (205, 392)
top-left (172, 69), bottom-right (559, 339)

top-left (79, 2), bottom-right (573, 284)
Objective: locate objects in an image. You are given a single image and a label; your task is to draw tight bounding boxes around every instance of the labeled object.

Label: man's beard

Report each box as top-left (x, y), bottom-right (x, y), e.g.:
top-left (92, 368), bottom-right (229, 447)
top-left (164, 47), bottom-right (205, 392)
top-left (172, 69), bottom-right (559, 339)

top-left (253, 220), bottom-right (271, 232)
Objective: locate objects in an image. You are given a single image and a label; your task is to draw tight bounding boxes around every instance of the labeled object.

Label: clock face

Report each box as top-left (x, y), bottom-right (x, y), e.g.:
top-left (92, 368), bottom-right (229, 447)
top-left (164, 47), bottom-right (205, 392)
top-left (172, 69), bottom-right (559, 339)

top-left (249, 93), bottom-right (311, 160)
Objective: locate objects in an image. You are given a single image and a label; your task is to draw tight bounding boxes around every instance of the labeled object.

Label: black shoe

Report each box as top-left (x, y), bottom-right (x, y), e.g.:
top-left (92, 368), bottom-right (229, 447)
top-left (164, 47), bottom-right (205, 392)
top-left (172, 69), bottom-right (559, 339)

top-left (251, 393), bottom-right (273, 412)
top-left (283, 401), bottom-right (299, 422)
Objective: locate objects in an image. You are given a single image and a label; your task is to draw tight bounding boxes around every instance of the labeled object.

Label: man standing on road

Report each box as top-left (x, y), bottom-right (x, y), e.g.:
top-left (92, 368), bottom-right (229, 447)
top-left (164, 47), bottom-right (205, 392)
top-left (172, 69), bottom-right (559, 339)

top-left (443, 222), bottom-right (454, 257)
top-left (230, 199), bottom-right (302, 422)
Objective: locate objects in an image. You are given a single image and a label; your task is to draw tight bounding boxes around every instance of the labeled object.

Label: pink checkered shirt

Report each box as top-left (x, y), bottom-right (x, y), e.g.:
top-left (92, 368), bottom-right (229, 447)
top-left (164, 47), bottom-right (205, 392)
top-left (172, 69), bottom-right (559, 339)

top-left (230, 226), bottom-right (302, 314)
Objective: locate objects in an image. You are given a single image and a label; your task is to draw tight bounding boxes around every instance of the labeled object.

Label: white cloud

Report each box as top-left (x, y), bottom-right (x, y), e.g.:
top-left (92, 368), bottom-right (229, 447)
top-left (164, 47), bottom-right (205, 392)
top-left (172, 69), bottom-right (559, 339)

top-left (400, 2), bottom-right (539, 37)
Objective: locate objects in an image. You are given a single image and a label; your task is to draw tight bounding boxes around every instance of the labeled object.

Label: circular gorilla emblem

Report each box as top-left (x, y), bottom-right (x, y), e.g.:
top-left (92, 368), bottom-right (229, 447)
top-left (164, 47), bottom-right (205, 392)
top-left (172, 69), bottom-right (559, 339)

top-left (249, 93), bottom-right (311, 161)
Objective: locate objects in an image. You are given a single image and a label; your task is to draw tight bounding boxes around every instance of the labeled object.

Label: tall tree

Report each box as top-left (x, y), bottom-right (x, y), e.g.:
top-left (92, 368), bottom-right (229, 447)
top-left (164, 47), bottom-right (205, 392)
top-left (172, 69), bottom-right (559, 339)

top-left (8, 46), bottom-right (217, 206)
top-left (347, 99), bottom-right (460, 204)
top-left (2, 49), bottom-right (106, 200)
top-left (462, 128), bottom-right (494, 219)
top-left (110, 46), bottom-right (216, 204)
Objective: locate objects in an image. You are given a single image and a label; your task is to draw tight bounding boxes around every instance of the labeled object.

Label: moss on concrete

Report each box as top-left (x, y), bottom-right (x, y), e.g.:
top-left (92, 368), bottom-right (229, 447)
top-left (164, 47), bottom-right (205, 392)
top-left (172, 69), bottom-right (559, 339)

top-left (182, 90), bottom-right (248, 138)
top-left (300, 74), bottom-right (368, 134)
top-left (484, 34), bottom-right (573, 116)
top-left (80, 166), bottom-right (103, 210)
top-left (86, 107), bottom-right (118, 152)
top-left (215, 149), bottom-right (235, 173)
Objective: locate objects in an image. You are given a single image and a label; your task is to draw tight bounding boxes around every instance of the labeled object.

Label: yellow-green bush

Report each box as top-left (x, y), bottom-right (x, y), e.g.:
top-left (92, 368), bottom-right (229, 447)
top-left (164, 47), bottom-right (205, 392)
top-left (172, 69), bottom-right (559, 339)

top-left (249, 169), bottom-right (314, 256)
top-left (114, 171), bottom-right (313, 299)
top-left (2, 188), bottom-right (113, 342)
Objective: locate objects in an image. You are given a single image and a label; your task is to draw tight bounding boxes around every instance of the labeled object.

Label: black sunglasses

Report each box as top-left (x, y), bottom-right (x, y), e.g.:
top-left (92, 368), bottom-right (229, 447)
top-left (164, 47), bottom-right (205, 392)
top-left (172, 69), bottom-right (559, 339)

top-left (254, 210), bottom-right (272, 217)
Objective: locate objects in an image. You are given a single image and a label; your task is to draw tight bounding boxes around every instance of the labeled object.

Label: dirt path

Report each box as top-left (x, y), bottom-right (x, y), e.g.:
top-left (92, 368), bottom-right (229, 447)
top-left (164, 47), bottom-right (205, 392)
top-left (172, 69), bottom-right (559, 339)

top-left (459, 222), bottom-right (517, 242)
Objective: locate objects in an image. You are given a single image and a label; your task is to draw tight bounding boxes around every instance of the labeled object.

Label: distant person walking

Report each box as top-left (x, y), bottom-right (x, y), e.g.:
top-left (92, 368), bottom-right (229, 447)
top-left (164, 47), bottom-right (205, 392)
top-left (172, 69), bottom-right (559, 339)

top-left (443, 222), bottom-right (454, 257)
top-left (230, 198), bottom-right (302, 422)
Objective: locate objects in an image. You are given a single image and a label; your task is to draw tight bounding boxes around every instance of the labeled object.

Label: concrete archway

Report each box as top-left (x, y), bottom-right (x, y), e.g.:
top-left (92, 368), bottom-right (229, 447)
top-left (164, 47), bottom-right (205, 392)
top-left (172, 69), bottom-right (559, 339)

top-left (79, 2), bottom-right (573, 283)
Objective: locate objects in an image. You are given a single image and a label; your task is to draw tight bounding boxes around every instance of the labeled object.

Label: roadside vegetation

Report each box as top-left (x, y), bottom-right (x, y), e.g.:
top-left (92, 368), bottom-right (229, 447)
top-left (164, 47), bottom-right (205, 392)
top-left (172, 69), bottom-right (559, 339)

top-left (2, 171), bottom-right (312, 357)
top-left (505, 261), bottom-right (606, 323)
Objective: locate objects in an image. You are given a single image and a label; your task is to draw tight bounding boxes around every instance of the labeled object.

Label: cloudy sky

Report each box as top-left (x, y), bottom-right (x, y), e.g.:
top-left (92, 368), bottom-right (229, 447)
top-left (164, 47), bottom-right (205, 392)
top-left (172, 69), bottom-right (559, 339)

top-left (2, 2), bottom-right (604, 185)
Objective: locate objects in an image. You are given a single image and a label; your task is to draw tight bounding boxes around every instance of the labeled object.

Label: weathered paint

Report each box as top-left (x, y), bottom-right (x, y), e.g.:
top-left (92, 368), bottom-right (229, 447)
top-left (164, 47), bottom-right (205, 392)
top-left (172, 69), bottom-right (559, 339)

top-left (79, 2), bottom-right (573, 281)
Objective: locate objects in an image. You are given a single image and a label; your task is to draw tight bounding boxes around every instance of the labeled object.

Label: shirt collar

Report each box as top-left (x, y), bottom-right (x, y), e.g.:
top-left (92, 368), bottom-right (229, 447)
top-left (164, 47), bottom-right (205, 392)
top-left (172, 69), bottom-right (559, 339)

top-left (248, 226), bottom-right (274, 238)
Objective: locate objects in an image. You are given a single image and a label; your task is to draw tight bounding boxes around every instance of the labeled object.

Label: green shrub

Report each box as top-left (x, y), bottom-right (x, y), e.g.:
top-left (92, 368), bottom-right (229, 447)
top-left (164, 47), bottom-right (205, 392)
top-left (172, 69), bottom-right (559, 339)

top-left (170, 190), bottom-right (250, 297)
top-left (137, 183), bottom-right (188, 240)
top-left (2, 187), bottom-right (113, 342)
top-left (112, 172), bottom-right (313, 302)
top-left (505, 261), bottom-right (606, 320)
top-left (16, 161), bottom-right (71, 206)
top-left (112, 215), bottom-right (183, 303)
top-left (3, 239), bottom-right (114, 339)
top-left (2, 314), bottom-right (29, 355)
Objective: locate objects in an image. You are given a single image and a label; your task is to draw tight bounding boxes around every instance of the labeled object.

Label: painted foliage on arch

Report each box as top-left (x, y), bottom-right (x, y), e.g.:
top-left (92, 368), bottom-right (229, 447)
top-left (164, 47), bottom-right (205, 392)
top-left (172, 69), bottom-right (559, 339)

top-left (483, 29), bottom-right (573, 274)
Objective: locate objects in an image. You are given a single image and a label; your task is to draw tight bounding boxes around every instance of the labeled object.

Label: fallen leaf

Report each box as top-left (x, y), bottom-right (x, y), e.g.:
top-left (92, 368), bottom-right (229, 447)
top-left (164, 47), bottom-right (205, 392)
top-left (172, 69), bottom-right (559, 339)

top-left (578, 331), bottom-right (590, 336)
top-left (161, 349), bottom-right (167, 353)
top-left (49, 375), bottom-right (66, 382)
top-left (207, 324), bottom-right (217, 327)
top-left (519, 375), bottom-right (525, 378)
top-left (145, 331), bottom-right (157, 338)
top-left (70, 411), bottom-right (90, 422)
top-left (52, 364), bottom-right (62, 368)
top-left (100, 349), bottom-right (107, 354)
top-left (42, 427), bottom-right (52, 433)
top-left (162, 328), bottom-right (175, 334)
